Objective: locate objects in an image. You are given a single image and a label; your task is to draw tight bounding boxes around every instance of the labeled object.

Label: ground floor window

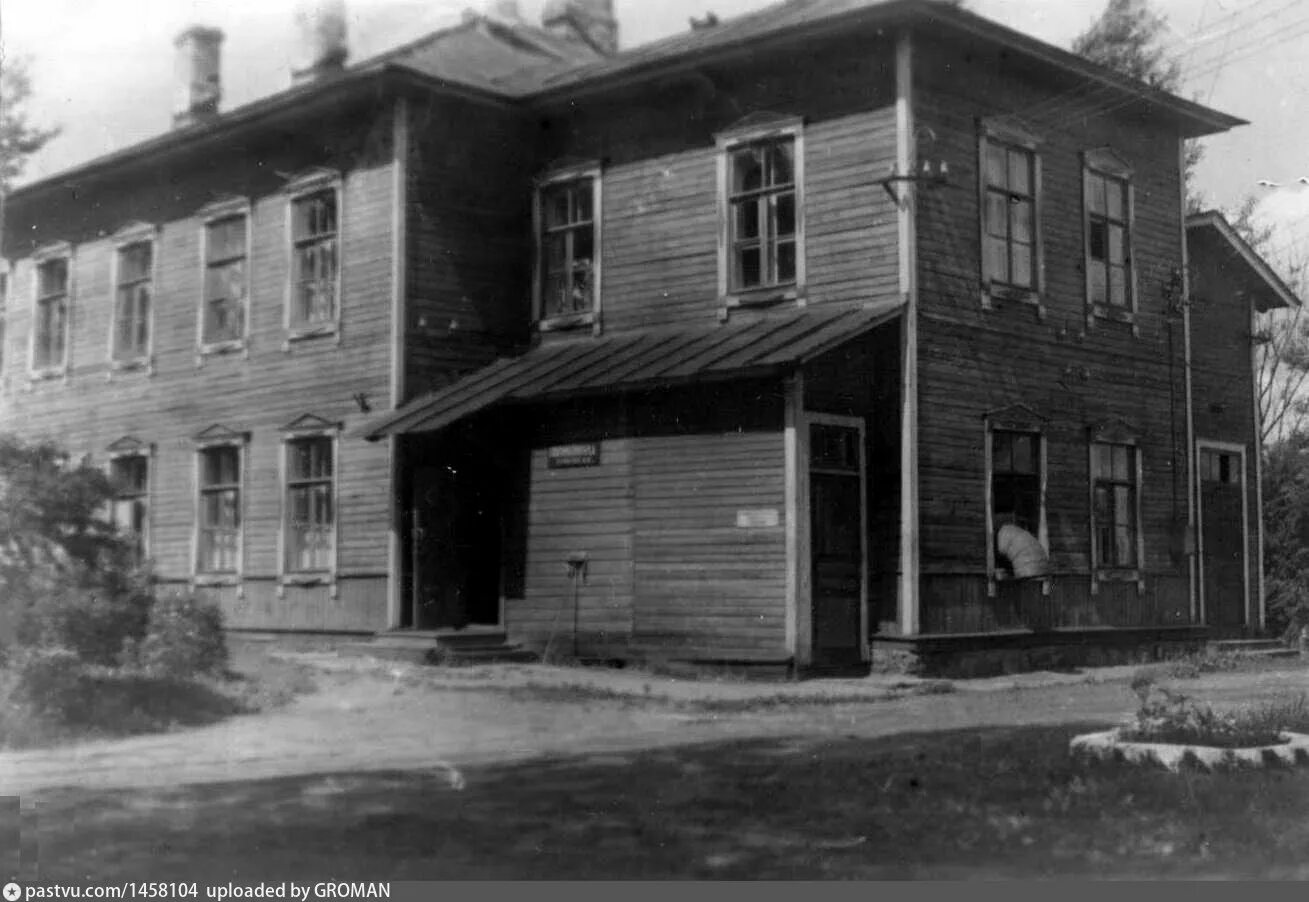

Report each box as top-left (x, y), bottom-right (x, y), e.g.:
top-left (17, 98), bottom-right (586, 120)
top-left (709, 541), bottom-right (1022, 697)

top-left (110, 453), bottom-right (149, 561)
top-left (285, 436), bottom-right (334, 573)
top-left (198, 444), bottom-right (242, 574)
top-left (1091, 440), bottom-right (1139, 569)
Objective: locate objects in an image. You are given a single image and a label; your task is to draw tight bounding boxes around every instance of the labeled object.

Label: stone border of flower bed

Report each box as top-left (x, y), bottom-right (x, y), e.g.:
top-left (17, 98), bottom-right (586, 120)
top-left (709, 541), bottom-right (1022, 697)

top-left (1070, 729), bottom-right (1309, 771)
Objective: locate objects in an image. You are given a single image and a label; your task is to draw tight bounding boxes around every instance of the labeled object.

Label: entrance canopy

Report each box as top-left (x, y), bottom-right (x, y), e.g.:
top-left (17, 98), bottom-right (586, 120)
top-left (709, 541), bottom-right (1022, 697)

top-left (362, 300), bottom-right (902, 440)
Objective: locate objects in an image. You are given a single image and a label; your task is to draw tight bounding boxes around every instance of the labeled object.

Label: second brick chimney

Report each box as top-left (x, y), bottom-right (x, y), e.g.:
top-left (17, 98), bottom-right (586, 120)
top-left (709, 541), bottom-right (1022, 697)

top-left (542, 0), bottom-right (618, 55)
top-left (292, 0), bottom-right (349, 85)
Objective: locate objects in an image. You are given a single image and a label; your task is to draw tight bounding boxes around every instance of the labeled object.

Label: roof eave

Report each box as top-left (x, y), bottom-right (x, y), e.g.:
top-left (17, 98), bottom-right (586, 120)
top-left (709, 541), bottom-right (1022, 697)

top-left (1187, 210), bottom-right (1302, 310)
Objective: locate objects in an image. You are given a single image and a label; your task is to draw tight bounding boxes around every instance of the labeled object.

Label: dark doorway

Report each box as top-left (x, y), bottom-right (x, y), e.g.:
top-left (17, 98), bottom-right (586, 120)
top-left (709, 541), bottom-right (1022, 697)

top-left (809, 420), bottom-right (866, 667)
top-left (410, 444), bottom-right (505, 631)
top-left (1199, 445), bottom-right (1247, 633)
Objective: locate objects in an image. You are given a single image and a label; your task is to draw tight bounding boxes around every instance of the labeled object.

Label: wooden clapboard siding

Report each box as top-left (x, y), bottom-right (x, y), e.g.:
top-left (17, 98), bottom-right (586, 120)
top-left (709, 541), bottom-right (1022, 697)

top-left (0, 107), bottom-right (396, 632)
top-left (511, 401), bottom-right (635, 655)
top-left (1188, 226), bottom-right (1261, 625)
top-left (910, 35), bottom-right (1192, 633)
top-left (404, 95), bottom-right (534, 400)
top-left (626, 384), bottom-right (788, 659)
top-left (538, 35), bottom-right (901, 336)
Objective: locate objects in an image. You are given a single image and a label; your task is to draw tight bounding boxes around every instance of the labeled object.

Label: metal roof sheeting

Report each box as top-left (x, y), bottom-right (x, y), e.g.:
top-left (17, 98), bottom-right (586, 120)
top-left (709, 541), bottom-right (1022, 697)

top-left (362, 301), bottom-right (902, 439)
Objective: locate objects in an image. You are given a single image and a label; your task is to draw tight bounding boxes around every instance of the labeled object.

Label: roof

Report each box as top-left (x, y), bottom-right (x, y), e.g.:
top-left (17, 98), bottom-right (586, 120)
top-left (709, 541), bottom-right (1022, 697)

top-left (507, 0), bottom-right (1245, 137)
top-left (1187, 210), bottom-right (1301, 312)
top-left (362, 301), bottom-right (902, 440)
top-left (9, 0), bottom-right (1244, 201)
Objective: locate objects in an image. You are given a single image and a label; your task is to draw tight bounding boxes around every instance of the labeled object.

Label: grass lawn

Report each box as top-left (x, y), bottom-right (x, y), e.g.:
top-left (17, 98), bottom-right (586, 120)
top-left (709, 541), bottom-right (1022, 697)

top-left (28, 720), bottom-right (1309, 880)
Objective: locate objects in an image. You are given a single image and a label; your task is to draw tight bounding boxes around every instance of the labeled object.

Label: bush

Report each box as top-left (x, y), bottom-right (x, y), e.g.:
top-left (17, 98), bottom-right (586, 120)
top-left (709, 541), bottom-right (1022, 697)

top-left (16, 573), bottom-right (154, 667)
top-left (8, 646), bottom-right (86, 721)
top-left (135, 593), bottom-right (228, 679)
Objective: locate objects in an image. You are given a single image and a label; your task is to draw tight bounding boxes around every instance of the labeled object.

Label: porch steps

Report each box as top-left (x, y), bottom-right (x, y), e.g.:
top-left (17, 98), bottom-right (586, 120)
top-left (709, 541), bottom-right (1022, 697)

top-left (1209, 638), bottom-right (1299, 659)
top-left (340, 630), bottom-right (539, 666)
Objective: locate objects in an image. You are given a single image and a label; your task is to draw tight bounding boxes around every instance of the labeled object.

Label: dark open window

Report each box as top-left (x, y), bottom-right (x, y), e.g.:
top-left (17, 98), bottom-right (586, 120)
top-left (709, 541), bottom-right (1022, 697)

top-left (991, 430), bottom-right (1041, 536)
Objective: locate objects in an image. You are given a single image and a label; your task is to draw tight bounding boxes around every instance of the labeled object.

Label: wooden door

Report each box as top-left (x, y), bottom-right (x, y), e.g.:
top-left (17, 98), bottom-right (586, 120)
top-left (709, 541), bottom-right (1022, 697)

top-left (809, 421), bottom-right (866, 666)
top-left (1199, 446), bottom-right (1247, 631)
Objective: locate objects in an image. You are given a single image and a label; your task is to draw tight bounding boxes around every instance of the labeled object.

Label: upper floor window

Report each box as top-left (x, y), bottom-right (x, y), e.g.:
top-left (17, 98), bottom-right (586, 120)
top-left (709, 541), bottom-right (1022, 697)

top-left (285, 435), bottom-right (335, 573)
top-left (534, 165), bottom-right (600, 330)
top-left (1091, 440), bottom-right (1140, 571)
top-left (717, 115), bottom-right (805, 306)
top-left (290, 187), bottom-right (340, 335)
top-left (33, 254), bottom-right (70, 373)
top-left (202, 209), bottom-right (248, 350)
top-left (978, 119), bottom-right (1043, 309)
top-left (110, 452), bottom-right (150, 563)
top-left (1083, 149), bottom-right (1135, 320)
top-left (982, 142), bottom-right (1037, 293)
top-left (113, 239), bottom-right (153, 365)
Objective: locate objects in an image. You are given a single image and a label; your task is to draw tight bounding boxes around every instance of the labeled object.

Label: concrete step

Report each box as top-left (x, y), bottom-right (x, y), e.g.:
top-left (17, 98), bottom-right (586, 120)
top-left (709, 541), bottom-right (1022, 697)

top-left (339, 630), bottom-right (536, 666)
top-left (1210, 638), bottom-right (1288, 654)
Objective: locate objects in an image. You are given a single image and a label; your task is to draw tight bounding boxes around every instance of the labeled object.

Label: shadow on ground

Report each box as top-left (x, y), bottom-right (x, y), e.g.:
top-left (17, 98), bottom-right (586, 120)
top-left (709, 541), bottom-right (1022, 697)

top-left (23, 720), bottom-right (1309, 880)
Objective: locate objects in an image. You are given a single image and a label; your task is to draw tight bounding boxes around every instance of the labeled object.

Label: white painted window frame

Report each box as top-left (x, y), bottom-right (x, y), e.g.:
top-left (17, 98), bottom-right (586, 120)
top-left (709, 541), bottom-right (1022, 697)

top-left (192, 428), bottom-right (250, 589)
top-left (983, 408), bottom-right (1050, 598)
top-left (277, 416), bottom-right (341, 599)
top-left (28, 241), bottom-right (73, 382)
top-left (1082, 147), bottom-right (1139, 335)
top-left (282, 169), bottom-right (344, 347)
top-left (716, 115), bottom-right (807, 310)
top-left (107, 221), bottom-right (159, 375)
top-left (196, 196), bottom-right (252, 362)
top-left (977, 117), bottom-right (1045, 316)
top-left (532, 160), bottom-right (603, 334)
top-left (1088, 421), bottom-right (1146, 595)
top-left (1194, 438), bottom-right (1250, 628)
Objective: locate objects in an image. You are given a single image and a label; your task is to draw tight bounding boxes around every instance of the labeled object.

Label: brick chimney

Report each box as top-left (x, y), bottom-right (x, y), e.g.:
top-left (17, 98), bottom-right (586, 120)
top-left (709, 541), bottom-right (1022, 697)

top-left (542, 0), bottom-right (618, 55)
top-left (292, 0), bottom-right (349, 85)
top-left (173, 26), bottom-right (224, 129)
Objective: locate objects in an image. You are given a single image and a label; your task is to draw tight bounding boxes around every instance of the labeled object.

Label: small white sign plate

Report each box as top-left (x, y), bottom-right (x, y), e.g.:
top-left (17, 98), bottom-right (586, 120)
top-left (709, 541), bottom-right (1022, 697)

top-left (736, 508), bottom-right (781, 528)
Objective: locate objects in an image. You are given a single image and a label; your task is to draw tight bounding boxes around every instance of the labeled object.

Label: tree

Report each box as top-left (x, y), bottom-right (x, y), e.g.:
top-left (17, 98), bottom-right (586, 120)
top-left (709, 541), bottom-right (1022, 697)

top-left (1072, 0), bottom-right (1205, 212)
top-left (1261, 432), bottom-right (1309, 636)
top-left (0, 58), bottom-right (59, 191)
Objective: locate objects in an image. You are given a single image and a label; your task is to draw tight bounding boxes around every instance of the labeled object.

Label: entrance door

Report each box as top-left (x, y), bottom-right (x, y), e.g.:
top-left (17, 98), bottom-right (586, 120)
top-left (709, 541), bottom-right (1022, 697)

top-left (411, 449), bottom-right (504, 631)
top-left (809, 419), bottom-right (866, 667)
top-left (1198, 444), bottom-right (1248, 632)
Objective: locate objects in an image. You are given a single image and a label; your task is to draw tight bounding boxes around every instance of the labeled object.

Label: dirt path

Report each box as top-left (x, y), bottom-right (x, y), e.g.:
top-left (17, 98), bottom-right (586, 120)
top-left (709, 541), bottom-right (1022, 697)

top-left (4, 655), bottom-right (1307, 798)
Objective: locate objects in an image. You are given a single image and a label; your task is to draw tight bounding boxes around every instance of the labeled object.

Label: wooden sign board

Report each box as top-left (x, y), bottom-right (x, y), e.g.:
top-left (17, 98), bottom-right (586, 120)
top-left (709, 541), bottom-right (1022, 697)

top-left (547, 443), bottom-right (601, 469)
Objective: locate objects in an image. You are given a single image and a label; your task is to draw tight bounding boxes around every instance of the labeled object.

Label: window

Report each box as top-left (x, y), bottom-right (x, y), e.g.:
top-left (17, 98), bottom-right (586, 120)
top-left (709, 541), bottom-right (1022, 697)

top-left (982, 141), bottom-right (1038, 293)
top-left (33, 256), bottom-right (69, 371)
top-left (284, 436), bottom-right (334, 573)
top-left (534, 167), bottom-right (600, 327)
top-left (992, 430), bottom-right (1041, 538)
top-left (1083, 149), bottom-right (1135, 320)
top-left (289, 188), bottom-right (339, 332)
top-left (113, 241), bottom-right (153, 364)
top-left (1091, 441), bottom-right (1139, 569)
top-left (197, 444), bottom-right (242, 574)
top-left (1085, 172), bottom-right (1131, 309)
top-left (1200, 448), bottom-right (1239, 485)
top-left (110, 454), bottom-right (149, 561)
top-left (727, 136), bottom-right (798, 293)
top-left (202, 213), bottom-right (248, 348)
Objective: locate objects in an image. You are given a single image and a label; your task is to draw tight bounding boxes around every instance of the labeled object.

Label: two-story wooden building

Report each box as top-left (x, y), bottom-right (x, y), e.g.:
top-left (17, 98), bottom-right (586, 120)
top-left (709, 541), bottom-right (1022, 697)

top-left (0, 0), bottom-right (1286, 674)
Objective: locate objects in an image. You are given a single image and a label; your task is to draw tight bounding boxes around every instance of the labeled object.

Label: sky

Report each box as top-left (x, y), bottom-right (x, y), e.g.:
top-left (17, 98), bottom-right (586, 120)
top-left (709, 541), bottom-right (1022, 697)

top-left (3, 0), bottom-right (1309, 262)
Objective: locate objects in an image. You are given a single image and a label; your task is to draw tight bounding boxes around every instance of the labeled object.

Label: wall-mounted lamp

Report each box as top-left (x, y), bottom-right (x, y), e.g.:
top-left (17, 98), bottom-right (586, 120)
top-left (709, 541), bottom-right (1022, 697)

top-left (876, 160), bottom-right (950, 210)
top-left (353, 392), bottom-right (371, 413)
